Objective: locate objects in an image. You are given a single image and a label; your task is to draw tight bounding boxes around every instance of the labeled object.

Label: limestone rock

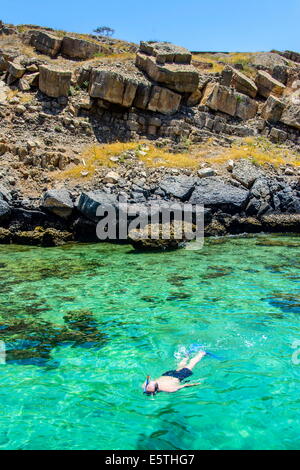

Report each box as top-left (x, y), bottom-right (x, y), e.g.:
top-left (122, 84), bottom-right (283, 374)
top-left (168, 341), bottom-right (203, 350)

top-left (135, 42), bottom-right (199, 93)
top-left (147, 86), bottom-right (181, 115)
top-left (261, 95), bottom-right (285, 122)
top-left (202, 88), bottom-right (254, 121)
top-left (34, 31), bottom-right (62, 57)
top-left (7, 61), bottom-right (25, 80)
top-left (89, 69), bottom-right (138, 107)
top-left (18, 78), bottom-right (31, 91)
top-left (187, 88), bottom-right (202, 106)
top-left (201, 83), bottom-right (238, 116)
top-left (255, 70), bottom-right (285, 98)
top-left (221, 66), bottom-right (257, 98)
top-left (41, 189), bottom-right (74, 218)
top-left (250, 52), bottom-right (289, 71)
top-left (39, 65), bottom-right (72, 98)
top-left (102, 171), bottom-right (120, 184)
top-left (198, 168), bottom-right (215, 178)
top-left (280, 105), bottom-right (300, 130)
top-left (232, 160), bottom-right (262, 188)
top-left (139, 41), bottom-right (192, 65)
top-left (62, 36), bottom-right (101, 60)
top-left (236, 94), bottom-right (258, 120)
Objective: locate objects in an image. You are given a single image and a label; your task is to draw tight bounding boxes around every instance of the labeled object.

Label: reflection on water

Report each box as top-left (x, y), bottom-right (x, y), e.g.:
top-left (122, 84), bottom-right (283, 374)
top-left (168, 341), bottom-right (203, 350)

top-left (0, 234), bottom-right (299, 449)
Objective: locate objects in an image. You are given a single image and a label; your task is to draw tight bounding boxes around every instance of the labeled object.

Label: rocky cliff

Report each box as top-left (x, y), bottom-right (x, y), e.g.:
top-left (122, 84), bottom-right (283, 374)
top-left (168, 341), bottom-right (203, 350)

top-left (0, 22), bottom-right (299, 248)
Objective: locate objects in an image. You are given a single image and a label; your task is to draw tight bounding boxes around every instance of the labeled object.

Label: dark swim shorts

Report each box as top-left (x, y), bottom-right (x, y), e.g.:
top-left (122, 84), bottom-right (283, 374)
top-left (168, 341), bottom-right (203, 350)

top-left (162, 368), bottom-right (193, 382)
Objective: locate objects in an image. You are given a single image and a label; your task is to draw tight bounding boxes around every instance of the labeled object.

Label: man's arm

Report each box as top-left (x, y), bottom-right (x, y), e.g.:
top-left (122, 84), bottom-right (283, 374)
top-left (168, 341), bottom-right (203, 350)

top-left (177, 382), bottom-right (202, 390)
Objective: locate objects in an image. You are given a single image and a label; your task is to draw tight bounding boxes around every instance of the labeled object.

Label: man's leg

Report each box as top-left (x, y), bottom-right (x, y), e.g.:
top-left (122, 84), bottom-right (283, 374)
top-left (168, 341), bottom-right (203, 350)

top-left (187, 351), bottom-right (206, 370)
top-left (176, 356), bottom-right (189, 370)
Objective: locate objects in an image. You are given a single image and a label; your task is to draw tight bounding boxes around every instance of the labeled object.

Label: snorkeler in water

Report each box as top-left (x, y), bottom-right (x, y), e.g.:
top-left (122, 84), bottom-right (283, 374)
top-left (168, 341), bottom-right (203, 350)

top-left (142, 350), bottom-right (206, 395)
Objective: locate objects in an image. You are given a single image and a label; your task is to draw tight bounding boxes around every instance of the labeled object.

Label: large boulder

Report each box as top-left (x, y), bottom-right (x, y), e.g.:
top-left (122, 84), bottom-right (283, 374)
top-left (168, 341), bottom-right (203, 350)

top-left (232, 160), bottom-right (262, 188)
top-left (135, 41), bottom-right (199, 93)
top-left (255, 70), bottom-right (285, 98)
top-left (159, 175), bottom-right (198, 200)
top-left (139, 41), bottom-right (192, 64)
top-left (41, 189), bottom-right (74, 219)
top-left (189, 177), bottom-right (249, 213)
top-left (221, 66), bottom-right (257, 98)
top-left (62, 36), bottom-right (101, 60)
top-left (34, 31), bottom-right (62, 57)
top-left (261, 95), bottom-right (285, 122)
top-left (76, 191), bottom-right (118, 222)
top-left (201, 83), bottom-right (257, 120)
top-left (147, 85), bottom-right (181, 114)
top-left (6, 61), bottom-right (25, 85)
top-left (236, 94), bottom-right (258, 120)
top-left (201, 83), bottom-right (237, 116)
top-left (280, 104), bottom-right (300, 130)
top-left (39, 65), bottom-right (72, 98)
top-left (89, 69), bottom-right (138, 107)
top-left (128, 222), bottom-right (194, 251)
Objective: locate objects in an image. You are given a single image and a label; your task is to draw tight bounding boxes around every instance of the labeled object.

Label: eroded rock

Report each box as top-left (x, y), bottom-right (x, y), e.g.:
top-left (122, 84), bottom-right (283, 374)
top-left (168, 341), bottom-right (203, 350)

top-left (39, 65), bottom-right (72, 98)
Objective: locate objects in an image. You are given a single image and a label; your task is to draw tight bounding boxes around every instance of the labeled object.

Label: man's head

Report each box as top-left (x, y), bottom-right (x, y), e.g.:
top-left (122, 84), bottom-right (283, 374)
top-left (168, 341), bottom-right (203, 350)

top-left (144, 377), bottom-right (159, 396)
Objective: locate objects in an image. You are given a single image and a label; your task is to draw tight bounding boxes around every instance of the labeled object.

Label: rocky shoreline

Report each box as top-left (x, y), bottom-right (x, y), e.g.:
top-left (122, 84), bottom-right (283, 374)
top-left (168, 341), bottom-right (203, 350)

top-left (0, 157), bottom-right (299, 250)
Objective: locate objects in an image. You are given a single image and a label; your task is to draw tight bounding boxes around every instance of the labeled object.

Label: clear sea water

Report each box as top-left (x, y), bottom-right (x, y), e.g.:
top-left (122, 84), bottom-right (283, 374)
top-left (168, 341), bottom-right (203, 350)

top-left (0, 234), bottom-right (299, 450)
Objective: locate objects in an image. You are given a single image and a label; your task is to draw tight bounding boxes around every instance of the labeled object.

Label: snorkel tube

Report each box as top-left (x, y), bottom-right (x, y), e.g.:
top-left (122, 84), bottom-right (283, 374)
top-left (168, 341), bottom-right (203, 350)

top-left (143, 375), bottom-right (150, 393)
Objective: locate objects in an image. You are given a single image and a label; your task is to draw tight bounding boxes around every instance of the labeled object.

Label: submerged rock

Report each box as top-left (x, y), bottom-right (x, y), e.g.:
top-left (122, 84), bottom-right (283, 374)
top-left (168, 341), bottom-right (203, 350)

top-left (128, 222), bottom-right (195, 251)
top-left (12, 228), bottom-right (73, 246)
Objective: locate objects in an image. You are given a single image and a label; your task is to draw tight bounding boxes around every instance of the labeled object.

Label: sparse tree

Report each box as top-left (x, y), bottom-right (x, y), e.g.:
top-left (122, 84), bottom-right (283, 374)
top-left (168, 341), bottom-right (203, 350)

top-left (93, 26), bottom-right (115, 37)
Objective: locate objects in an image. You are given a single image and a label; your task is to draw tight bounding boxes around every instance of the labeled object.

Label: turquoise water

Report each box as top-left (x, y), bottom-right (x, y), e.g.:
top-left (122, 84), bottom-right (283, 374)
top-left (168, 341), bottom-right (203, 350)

top-left (0, 235), bottom-right (299, 450)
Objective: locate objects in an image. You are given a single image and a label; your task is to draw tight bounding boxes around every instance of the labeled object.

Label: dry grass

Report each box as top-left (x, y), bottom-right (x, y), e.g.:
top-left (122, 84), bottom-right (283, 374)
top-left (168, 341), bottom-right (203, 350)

top-left (192, 52), bottom-right (255, 76)
top-left (5, 89), bottom-right (33, 104)
top-left (55, 137), bottom-right (300, 181)
top-left (223, 137), bottom-right (300, 167)
top-left (56, 142), bottom-right (138, 179)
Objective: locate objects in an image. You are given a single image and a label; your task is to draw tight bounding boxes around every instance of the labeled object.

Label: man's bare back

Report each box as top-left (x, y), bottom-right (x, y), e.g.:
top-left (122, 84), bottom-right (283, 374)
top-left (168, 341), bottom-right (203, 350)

top-left (143, 350), bottom-right (206, 394)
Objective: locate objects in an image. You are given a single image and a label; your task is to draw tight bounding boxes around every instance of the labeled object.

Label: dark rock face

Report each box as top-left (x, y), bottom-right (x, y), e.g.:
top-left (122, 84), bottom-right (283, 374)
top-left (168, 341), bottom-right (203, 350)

top-left (159, 175), bottom-right (198, 200)
top-left (0, 200), bottom-right (11, 221)
top-left (76, 191), bottom-right (118, 222)
top-left (41, 189), bottom-right (74, 219)
top-left (189, 178), bottom-right (249, 214)
top-left (0, 184), bottom-right (12, 202)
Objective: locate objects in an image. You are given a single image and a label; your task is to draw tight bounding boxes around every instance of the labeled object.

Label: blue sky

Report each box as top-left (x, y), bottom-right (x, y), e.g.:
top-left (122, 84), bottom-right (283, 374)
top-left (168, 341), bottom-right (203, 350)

top-left (1, 0), bottom-right (299, 52)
